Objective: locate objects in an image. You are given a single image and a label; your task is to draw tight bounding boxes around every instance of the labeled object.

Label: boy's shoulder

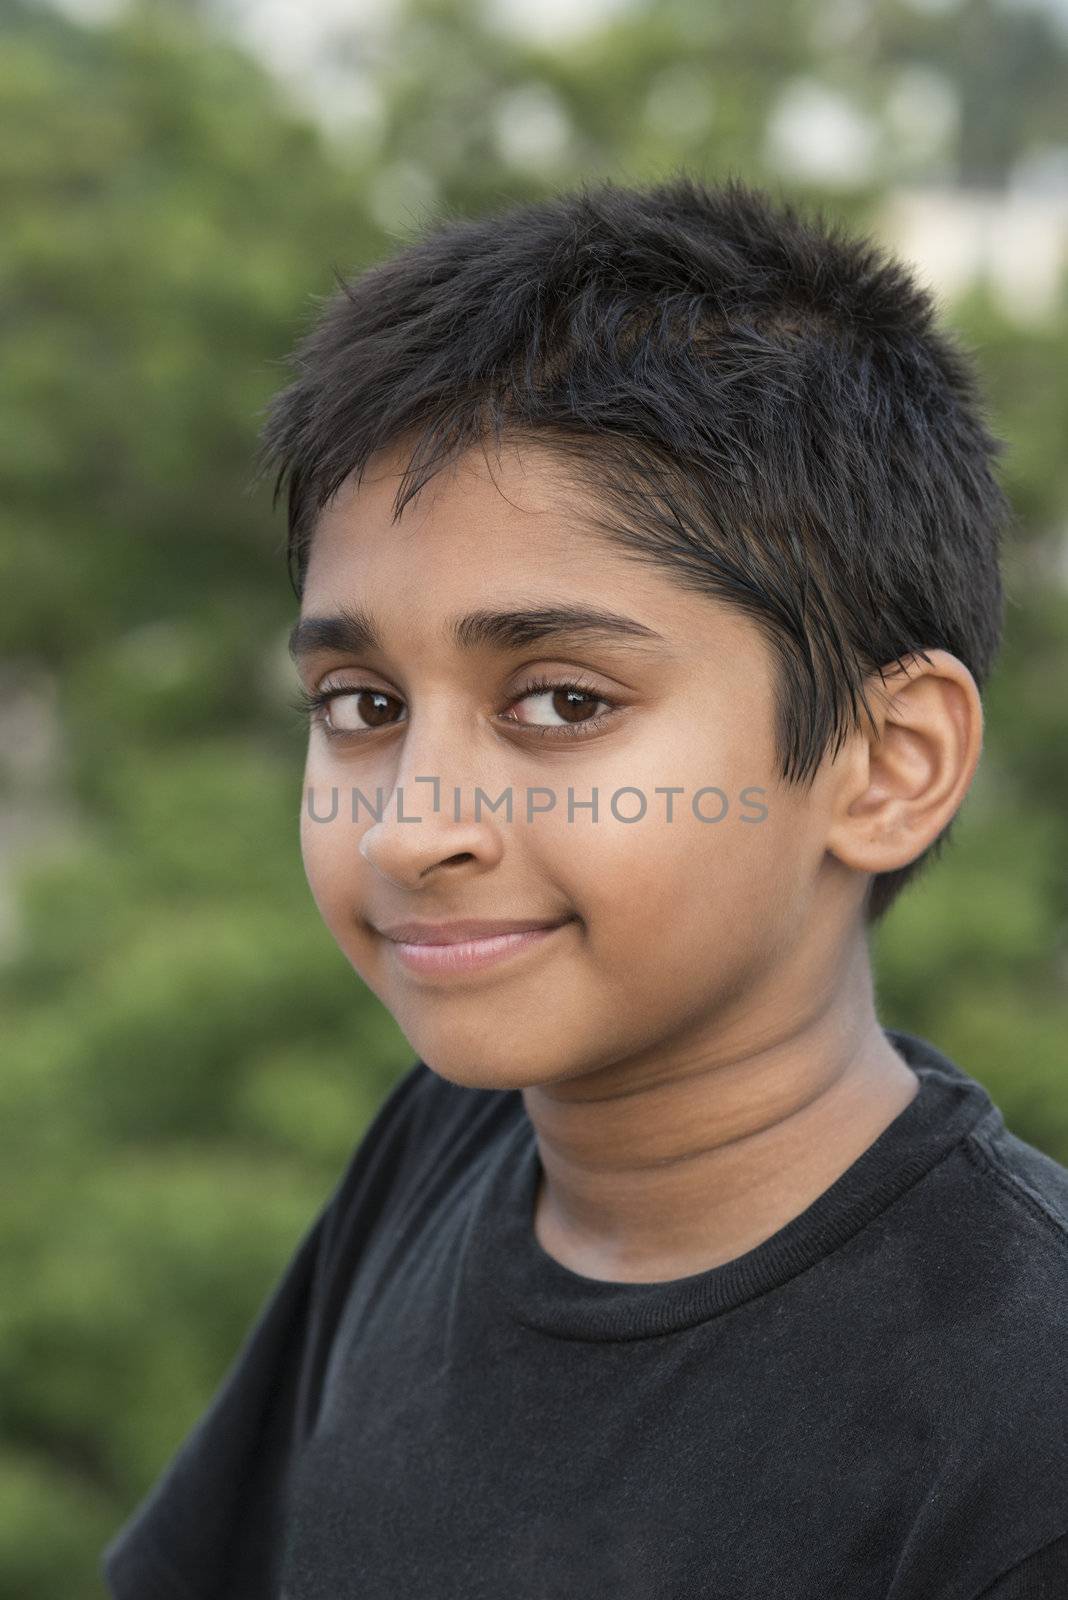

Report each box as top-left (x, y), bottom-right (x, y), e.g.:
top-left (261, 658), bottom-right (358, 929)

top-left (869, 1045), bottom-right (1068, 1360)
top-left (884, 1029), bottom-right (1068, 1280)
top-left (948, 1111), bottom-right (1068, 1386)
top-left (868, 1083), bottom-right (1068, 1599)
top-left (949, 1106), bottom-right (1068, 1334)
top-left (965, 1113), bottom-right (1068, 1243)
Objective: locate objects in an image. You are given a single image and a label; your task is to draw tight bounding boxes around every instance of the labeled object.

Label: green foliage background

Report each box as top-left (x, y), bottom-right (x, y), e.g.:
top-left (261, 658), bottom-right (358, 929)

top-left (1, 0), bottom-right (1065, 1591)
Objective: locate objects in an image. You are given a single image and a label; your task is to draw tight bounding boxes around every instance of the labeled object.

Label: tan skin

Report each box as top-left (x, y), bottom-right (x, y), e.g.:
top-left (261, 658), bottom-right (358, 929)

top-left (294, 436), bottom-right (984, 1284)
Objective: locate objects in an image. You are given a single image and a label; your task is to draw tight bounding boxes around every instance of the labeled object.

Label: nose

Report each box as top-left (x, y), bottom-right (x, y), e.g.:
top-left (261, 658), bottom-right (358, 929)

top-left (357, 726), bottom-right (507, 889)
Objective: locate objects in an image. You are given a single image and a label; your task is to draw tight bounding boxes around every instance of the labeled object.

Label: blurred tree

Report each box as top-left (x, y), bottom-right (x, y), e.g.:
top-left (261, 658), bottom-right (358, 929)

top-left (879, 0), bottom-right (1068, 188)
top-left (0, 2), bottom-right (415, 1591)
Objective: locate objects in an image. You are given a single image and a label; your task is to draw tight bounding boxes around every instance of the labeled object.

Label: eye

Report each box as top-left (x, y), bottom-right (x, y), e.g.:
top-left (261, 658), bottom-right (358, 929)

top-left (288, 683), bottom-right (404, 738)
top-left (501, 676), bottom-right (620, 741)
top-left (288, 674), bottom-right (622, 744)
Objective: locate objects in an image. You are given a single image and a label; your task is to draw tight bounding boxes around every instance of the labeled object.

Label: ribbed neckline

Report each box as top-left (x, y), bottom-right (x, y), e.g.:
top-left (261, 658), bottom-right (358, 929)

top-left (465, 1028), bottom-right (1003, 1342)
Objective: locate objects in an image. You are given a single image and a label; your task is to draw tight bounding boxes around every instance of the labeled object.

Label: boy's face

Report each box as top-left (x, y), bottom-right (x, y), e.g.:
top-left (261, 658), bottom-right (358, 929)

top-left (295, 437), bottom-right (858, 1092)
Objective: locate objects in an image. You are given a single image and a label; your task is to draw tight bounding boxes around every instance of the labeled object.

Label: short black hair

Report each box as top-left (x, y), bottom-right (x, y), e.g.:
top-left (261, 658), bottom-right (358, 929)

top-left (255, 170), bottom-right (1011, 926)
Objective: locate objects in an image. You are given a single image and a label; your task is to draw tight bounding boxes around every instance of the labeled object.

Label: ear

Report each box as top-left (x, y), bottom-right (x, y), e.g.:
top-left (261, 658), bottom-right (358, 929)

top-left (825, 650), bottom-right (984, 877)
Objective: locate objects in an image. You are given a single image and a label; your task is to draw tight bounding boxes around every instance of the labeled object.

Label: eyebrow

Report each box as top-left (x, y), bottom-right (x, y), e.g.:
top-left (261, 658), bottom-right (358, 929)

top-left (287, 601), bottom-right (670, 664)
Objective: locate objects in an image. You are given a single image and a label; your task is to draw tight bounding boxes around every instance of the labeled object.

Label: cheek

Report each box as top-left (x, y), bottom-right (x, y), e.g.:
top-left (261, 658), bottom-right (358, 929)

top-left (299, 794), bottom-right (359, 935)
top-left (572, 790), bottom-right (808, 987)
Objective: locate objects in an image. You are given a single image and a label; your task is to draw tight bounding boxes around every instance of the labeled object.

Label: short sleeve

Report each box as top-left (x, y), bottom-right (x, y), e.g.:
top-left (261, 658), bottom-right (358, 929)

top-left (974, 1530), bottom-right (1068, 1598)
top-left (100, 1059), bottom-right (432, 1600)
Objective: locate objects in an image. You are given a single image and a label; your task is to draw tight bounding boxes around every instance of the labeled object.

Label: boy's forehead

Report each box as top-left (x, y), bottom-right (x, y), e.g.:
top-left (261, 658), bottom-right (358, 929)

top-left (303, 443), bottom-right (625, 615)
top-left (313, 437), bottom-right (592, 558)
top-left (299, 438), bottom-right (765, 669)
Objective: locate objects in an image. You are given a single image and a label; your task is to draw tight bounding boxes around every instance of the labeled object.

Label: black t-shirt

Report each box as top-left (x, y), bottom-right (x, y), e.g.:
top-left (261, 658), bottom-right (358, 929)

top-left (101, 1028), bottom-right (1068, 1599)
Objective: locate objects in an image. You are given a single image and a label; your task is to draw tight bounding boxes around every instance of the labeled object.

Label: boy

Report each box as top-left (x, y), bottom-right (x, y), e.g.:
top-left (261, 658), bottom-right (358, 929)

top-left (101, 173), bottom-right (1068, 1598)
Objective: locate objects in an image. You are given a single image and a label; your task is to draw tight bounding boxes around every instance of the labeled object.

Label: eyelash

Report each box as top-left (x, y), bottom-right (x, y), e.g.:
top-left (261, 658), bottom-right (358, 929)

top-left (287, 675), bottom-right (620, 744)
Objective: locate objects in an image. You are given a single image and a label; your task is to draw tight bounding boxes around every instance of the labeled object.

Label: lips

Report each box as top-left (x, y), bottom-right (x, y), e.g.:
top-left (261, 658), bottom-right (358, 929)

top-left (376, 916), bottom-right (573, 946)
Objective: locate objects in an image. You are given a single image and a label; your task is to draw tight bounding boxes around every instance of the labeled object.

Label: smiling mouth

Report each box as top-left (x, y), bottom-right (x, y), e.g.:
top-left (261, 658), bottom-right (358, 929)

top-left (375, 915), bottom-right (574, 945)
top-left (382, 919), bottom-right (575, 978)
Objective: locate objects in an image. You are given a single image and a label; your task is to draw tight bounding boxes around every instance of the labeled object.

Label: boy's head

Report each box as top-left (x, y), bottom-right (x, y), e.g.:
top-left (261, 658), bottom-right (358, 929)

top-left (258, 173), bottom-right (1008, 1087)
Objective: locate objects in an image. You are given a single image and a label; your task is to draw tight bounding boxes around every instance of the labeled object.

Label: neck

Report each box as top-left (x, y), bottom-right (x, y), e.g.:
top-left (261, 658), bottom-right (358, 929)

top-left (522, 932), bottom-right (919, 1284)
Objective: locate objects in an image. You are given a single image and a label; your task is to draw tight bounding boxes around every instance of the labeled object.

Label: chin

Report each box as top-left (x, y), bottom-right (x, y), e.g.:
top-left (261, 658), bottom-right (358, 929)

top-left (416, 1054), bottom-right (541, 1094)
top-left (403, 1031), bottom-right (571, 1094)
